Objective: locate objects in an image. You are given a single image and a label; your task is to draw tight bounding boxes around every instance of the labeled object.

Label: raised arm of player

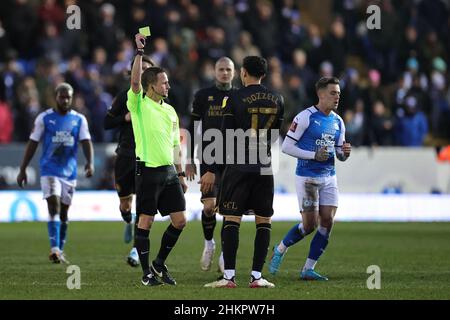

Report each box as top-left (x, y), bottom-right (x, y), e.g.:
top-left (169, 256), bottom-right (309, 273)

top-left (130, 33), bottom-right (146, 94)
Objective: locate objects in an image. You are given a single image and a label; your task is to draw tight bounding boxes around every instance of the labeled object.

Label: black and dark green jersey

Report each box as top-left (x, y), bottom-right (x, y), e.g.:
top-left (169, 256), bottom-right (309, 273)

top-left (222, 84), bottom-right (284, 172)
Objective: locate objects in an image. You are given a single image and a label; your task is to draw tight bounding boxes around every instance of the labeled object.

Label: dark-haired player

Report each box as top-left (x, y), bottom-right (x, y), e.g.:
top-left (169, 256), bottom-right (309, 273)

top-left (268, 77), bottom-right (351, 281)
top-left (17, 83), bottom-right (94, 264)
top-left (205, 56), bottom-right (284, 288)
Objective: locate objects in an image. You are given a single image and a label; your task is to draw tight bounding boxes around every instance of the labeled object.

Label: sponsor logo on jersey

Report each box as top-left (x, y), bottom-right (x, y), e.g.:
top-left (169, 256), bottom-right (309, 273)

top-left (289, 121), bottom-right (298, 132)
top-left (221, 96), bottom-right (229, 109)
top-left (315, 133), bottom-right (335, 148)
top-left (52, 131), bottom-right (75, 146)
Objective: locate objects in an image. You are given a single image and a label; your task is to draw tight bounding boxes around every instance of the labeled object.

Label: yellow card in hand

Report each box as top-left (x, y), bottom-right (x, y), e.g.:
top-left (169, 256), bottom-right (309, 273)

top-left (139, 26), bottom-right (151, 37)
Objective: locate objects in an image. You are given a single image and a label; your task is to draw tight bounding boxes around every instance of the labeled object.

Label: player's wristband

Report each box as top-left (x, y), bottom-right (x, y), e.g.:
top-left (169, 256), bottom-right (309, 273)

top-left (136, 49), bottom-right (144, 56)
top-left (177, 171), bottom-right (186, 177)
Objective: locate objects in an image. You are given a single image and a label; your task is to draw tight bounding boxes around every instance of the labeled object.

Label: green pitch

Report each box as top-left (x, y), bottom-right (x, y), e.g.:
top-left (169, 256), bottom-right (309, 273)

top-left (0, 221), bottom-right (449, 300)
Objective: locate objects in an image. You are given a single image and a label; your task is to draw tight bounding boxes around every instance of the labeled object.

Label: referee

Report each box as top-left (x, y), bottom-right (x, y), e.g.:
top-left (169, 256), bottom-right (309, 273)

top-left (104, 54), bottom-right (154, 267)
top-left (128, 33), bottom-right (188, 287)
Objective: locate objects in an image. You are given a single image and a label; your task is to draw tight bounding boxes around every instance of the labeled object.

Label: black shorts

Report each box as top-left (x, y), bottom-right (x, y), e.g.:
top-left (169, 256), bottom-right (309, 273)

top-left (114, 155), bottom-right (135, 198)
top-left (135, 164), bottom-right (186, 216)
top-left (218, 166), bottom-right (274, 217)
top-left (200, 165), bottom-right (222, 202)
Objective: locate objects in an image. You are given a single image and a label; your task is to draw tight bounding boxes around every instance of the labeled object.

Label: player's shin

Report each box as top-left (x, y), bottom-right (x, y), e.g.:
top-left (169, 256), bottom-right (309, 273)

top-left (222, 220), bottom-right (240, 279)
top-left (155, 224), bottom-right (183, 265)
top-left (304, 226), bottom-right (330, 271)
top-left (120, 208), bottom-right (132, 223)
top-left (252, 223), bottom-right (271, 279)
top-left (201, 210), bottom-right (216, 241)
top-left (59, 221), bottom-right (68, 251)
top-left (135, 228), bottom-right (150, 275)
top-left (47, 214), bottom-right (61, 253)
top-left (280, 223), bottom-right (305, 252)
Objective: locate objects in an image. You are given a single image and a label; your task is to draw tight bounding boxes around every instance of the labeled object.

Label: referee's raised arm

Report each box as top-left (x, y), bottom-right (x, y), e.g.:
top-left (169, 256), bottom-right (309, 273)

top-left (131, 33), bottom-right (146, 93)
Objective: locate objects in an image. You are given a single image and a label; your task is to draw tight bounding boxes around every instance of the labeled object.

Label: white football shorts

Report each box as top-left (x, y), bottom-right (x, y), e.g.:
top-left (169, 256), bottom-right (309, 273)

top-left (295, 175), bottom-right (338, 212)
top-left (40, 176), bottom-right (77, 205)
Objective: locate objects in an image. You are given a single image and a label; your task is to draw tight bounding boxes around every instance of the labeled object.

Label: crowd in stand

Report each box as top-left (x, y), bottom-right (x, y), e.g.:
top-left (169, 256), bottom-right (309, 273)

top-left (0, 0), bottom-right (449, 147)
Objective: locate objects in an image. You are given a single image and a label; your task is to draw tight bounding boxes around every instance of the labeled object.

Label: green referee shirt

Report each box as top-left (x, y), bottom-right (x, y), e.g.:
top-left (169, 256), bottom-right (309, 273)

top-left (127, 88), bottom-right (180, 167)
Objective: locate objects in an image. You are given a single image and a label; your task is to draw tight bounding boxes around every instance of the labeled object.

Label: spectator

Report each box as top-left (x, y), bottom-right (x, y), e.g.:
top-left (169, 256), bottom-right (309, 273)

top-left (344, 99), bottom-right (366, 147)
top-left (0, 0), bottom-right (447, 146)
top-left (321, 17), bottom-right (348, 77)
top-left (38, 22), bottom-right (63, 63)
top-left (362, 69), bottom-right (385, 121)
top-left (92, 3), bottom-right (124, 62)
top-left (231, 31), bottom-right (261, 68)
top-left (0, 19), bottom-right (12, 61)
top-left (395, 95), bottom-right (429, 146)
top-left (0, 99), bottom-right (13, 143)
top-left (5, 0), bottom-right (38, 58)
top-left (369, 100), bottom-right (395, 146)
top-left (38, 0), bottom-right (65, 32)
top-left (290, 49), bottom-right (316, 98)
top-left (216, 4), bottom-right (242, 50)
top-left (247, 0), bottom-right (279, 57)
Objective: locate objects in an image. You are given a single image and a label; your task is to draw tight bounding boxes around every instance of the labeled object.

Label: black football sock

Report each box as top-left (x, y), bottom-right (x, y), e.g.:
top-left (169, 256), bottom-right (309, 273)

top-left (252, 223), bottom-right (271, 273)
top-left (222, 220), bottom-right (240, 272)
top-left (120, 208), bottom-right (132, 223)
top-left (135, 228), bottom-right (150, 276)
top-left (201, 211), bottom-right (216, 241)
top-left (133, 221), bottom-right (138, 248)
top-left (155, 224), bottom-right (183, 266)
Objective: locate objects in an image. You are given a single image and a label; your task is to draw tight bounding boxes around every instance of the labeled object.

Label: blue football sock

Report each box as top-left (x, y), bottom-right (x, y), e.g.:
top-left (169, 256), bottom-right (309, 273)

top-left (308, 226), bottom-right (329, 261)
top-left (282, 223), bottom-right (304, 247)
top-left (59, 222), bottom-right (68, 251)
top-left (47, 220), bottom-right (61, 250)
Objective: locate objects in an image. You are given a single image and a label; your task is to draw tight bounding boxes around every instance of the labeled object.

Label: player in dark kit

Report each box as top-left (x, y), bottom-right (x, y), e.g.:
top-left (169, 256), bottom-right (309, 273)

top-left (185, 57), bottom-right (235, 273)
top-left (205, 56), bottom-right (284, 288)
top-left (104, 55), bottom-right (154, 267)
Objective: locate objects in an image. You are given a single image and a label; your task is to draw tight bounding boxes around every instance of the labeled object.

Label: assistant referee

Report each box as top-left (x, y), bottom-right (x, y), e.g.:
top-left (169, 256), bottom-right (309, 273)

top-left (128, 33), bottom-right (188, 287)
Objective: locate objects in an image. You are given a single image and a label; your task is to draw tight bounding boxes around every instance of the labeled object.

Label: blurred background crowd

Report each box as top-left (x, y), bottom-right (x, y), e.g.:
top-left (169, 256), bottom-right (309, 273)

top-left (0, 0), bottom-right (449, 147)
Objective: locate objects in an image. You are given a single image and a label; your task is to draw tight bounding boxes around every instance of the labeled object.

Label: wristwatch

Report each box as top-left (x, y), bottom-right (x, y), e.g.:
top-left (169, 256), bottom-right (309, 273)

top-left (177, 171), bottom-right (186, 177)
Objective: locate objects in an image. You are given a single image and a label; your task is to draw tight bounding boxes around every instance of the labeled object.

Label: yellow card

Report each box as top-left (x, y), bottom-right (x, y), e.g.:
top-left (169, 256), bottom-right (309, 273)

top-left (139, 26), bottom-right (151, 37)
